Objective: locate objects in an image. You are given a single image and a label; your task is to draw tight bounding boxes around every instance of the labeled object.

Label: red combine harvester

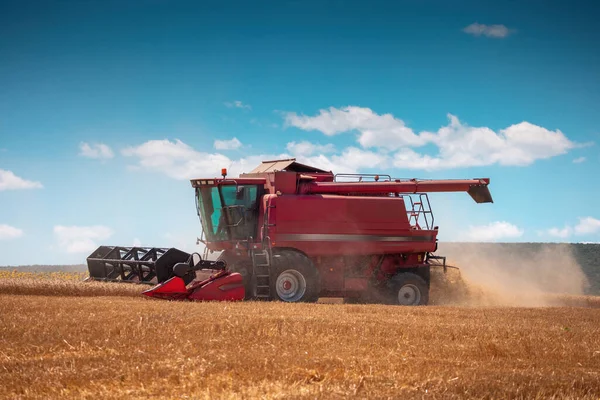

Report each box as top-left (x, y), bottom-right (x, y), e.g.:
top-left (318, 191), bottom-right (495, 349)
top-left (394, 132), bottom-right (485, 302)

top-left (86, 159), bottom-right (492, 305)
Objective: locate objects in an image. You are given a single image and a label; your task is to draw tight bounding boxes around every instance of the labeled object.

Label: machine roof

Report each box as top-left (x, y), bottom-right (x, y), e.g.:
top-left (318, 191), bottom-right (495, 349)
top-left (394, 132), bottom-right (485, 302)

top-left (248, 158), bottom-right (330, 174)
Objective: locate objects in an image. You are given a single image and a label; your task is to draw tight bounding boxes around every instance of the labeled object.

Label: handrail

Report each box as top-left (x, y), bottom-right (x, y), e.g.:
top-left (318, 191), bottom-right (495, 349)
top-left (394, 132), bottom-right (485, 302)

top-left (404, 193), bottom-right (434, 230)
top-left (334, 173), bottom-right (392, 182)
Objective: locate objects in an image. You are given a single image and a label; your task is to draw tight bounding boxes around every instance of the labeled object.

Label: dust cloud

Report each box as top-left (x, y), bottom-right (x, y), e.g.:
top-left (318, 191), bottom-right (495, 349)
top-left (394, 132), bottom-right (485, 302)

top-left (434, 243), bottom-right (590, 307)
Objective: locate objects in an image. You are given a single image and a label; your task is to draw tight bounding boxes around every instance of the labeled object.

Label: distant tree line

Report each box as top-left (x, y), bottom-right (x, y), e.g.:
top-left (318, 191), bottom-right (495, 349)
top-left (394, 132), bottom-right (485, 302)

top-left (0, 264), bottom-right (87, 273)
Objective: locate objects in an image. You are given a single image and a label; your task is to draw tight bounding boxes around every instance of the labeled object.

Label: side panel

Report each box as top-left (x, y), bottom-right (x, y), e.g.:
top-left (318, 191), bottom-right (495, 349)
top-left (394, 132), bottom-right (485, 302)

top-left (268, 195), bottom-right (438, 256)
top-left (312, 254), bottom-right (429, 296)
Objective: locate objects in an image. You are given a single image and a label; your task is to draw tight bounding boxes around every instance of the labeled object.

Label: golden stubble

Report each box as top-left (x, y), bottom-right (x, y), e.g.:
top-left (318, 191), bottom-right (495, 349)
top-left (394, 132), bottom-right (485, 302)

top-left (1, 272), bottom-right (600, 399)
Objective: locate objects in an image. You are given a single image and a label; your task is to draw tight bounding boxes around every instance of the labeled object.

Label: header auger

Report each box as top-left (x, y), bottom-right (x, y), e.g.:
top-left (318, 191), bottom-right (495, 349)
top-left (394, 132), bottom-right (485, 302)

top-left (87, 158), bottom-right (492, 305)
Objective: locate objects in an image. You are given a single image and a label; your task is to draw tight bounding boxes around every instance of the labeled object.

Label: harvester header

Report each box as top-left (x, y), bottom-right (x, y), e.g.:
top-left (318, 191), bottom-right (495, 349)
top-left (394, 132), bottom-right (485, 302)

top-left (87, 158), bottom-right (492, 306)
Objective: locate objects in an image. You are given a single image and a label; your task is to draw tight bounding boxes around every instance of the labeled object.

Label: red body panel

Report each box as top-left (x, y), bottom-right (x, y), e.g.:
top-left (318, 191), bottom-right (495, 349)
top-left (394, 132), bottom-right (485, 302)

top-left (142, 271), bottom-right (245, 301)
top-left (141, 275), bottom-right (189, 300)
top-left (265, 194), bottom-right (437, 256)
top-left (187, 271), bottom-right (245, 301)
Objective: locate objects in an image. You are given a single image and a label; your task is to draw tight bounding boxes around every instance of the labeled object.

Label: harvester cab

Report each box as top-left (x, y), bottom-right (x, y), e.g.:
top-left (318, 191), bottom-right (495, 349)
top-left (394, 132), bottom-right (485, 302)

top-left (86, 158), bottom-right (492, 305)
top-left (194, 178), bottom-right (263, 244)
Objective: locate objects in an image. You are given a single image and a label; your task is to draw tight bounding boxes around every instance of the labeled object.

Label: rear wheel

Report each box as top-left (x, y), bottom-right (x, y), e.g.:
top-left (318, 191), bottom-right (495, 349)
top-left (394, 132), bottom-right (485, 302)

top-left (271, 251), bottom-right (320, 303)
top-left (388, 272), bottom-right (429, 306)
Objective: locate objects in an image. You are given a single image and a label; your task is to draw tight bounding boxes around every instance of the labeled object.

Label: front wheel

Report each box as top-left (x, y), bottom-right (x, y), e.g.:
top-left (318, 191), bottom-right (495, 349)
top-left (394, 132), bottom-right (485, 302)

top-left (388, 272), bottom-right (429, 306)
top-left (271, 251), bottom-right (320, 303)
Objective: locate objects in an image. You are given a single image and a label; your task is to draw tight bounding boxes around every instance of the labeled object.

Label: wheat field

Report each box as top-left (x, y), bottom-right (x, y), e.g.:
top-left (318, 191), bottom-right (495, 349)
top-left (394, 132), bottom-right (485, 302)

top-left (1, 272), bottom-right (600, 399)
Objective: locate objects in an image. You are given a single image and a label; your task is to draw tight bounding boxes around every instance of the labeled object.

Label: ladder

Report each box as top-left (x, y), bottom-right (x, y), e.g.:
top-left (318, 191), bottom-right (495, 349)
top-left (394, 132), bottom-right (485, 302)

top-left (251, 250), bottom-right (271, 299)
top-left (407, 194), bottom-right (434, 230)
top-left (408, 201), bottom-right (424, 229)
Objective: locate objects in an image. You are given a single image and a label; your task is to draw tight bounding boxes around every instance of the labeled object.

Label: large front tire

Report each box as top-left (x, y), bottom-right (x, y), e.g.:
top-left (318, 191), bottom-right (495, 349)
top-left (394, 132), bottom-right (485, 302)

top-left (388, 272), bottom-right (429, 306)
top-left (271, 251), bottom-right (320, 303)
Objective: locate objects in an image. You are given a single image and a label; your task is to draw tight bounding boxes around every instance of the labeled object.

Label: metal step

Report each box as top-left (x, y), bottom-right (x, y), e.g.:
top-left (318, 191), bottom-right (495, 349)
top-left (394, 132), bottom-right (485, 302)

top-left (252, 250), bottom-right (271, 299)
top-left (253, 253), bottom-right (269, 266)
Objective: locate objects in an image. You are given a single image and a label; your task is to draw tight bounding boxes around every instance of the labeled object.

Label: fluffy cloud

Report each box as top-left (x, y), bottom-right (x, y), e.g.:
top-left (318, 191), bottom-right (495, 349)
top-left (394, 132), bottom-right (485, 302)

top-left (285, 107), bottom-right (577, 170)
top-left (123, 139), bottom-right (287, 179)
top-left (53, 225), bottom-right (113, 253)
top-left (547, 226), bottom-right (572, 238)
top-left (122, 139), bottom-right (230, 179)
top-left (574, 217), bottom-right (600, 235)
top-left (394, 114), bottom-right (577, 170)
top-left (285, 106), bottom-right (424, 148)
top-left (463, 221), bottom-right (524, 242)
top-left (0, 169), bottom-right (43, 191)
top-left (224, 100), bottom-right (251, 110)
top-left (546, 217), bottom-right (600, 238)
top-left (121, 136), bottom-right (388, 179)
top-left (122, 106), bottom-right (579, 179)
top-left (298, 147), bottom-right (390, 174)
top-left (286, 141), bottom-right (336, 157)
top-left (573, 157), bottom-right (586, 164)
top-left (0, 224), bottom-right (24, 240)
top-left (463, 23), bottom-right (513, 38)
top-left (79, 142), bottom-right (114, 159)
top-left (214, 137), bottom-right (242, 150)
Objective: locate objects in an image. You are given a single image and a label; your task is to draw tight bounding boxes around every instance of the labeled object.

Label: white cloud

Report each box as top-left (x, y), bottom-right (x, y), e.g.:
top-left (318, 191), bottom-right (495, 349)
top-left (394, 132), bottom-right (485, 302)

top-left (547, 226), bottom-right (573, 239)
top-left (284, 107), bottom-right (578, 170)
top-left (394, 114), bottom-right (577, 170)
top-left (53, 225), bottom-right (113, 254)
top-left (122, 139), bottom-right (230, 179)
top-left (286, 141), bottom-right (336, 157)
top-left (463, 23), bottom-right (513, 38)
top-left (214, 137), bottom-right (242, 150)
top-left (122, 108), bottom-right (580, 180)
top-left (463, 221), bottom-right (524, 242)
top-left (122, 139), bottom-right (287, 179)
top-left (574, 217), bottom-right (600, 235)
top-left (0, 169), bottom-right (43, 191)
top-left (132, 238), bottom-right (142, 247)
top-left (285, 106), bottom-right (424, 149)
top-left (544, 217), bottom-right (600, 238)
top-left (0, 224), bottom-right (24, 240)
top-left (299, 147), bottom-right (390, 174)
top-left (224, 100), bottom-right (251, 110)
top-left (79, 142), bottom-right (114, 159)
top-left (122, 137), bottom-right (382, 179)
top-left (573, 156), bottom-right (586, 164)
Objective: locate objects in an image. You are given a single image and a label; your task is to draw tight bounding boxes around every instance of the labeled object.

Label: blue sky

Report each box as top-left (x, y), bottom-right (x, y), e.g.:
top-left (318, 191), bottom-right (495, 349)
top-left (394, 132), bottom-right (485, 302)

top-left (1, 0), bottom-right (599, 265)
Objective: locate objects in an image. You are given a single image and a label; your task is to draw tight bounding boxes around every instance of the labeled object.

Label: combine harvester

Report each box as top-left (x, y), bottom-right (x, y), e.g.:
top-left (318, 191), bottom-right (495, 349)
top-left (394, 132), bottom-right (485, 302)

top-left (87, 159), bottom-right (492, 305)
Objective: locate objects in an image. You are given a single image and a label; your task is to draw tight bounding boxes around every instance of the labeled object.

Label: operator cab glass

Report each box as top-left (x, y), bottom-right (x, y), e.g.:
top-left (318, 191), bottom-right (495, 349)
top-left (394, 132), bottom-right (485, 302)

top-left (196, 184), bottom-right (260, 242)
